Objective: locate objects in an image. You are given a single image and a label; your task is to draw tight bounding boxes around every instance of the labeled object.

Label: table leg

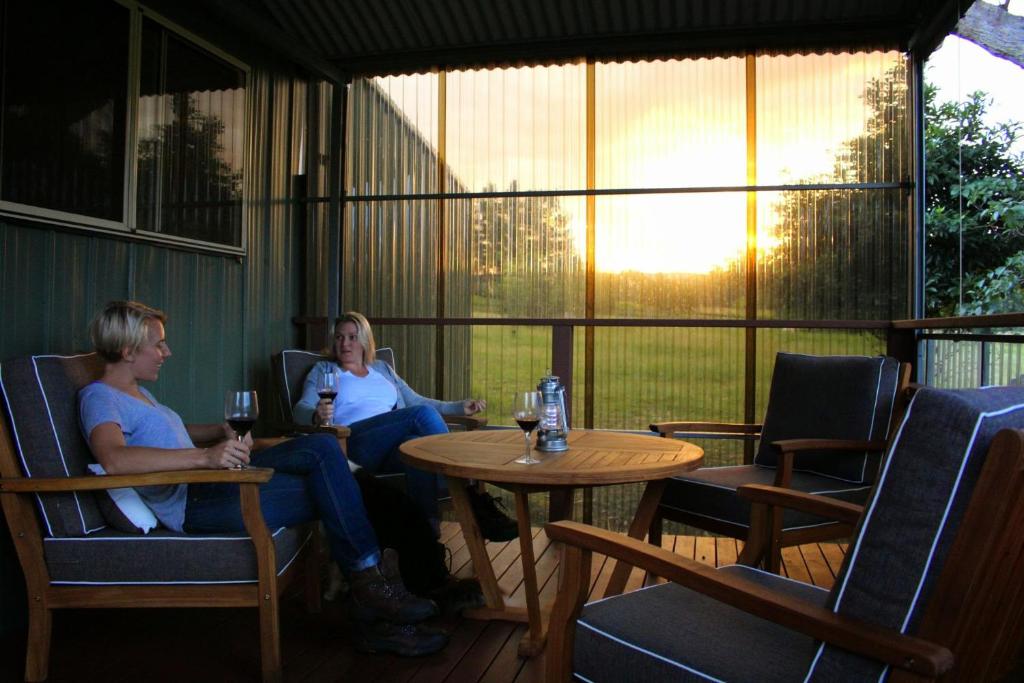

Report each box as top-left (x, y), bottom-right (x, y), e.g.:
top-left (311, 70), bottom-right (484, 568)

top-left (446, 476), bottom-right (503, 609)
top-left (514, 490), bottom-right (546, 658)
top-left (603, 479), bottom-right (668, 598)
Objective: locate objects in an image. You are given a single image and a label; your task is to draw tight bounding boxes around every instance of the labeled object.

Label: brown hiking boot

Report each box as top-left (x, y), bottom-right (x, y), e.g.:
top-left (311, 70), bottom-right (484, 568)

top-left (467, 488), bottom-right (518, 542)
top-left (350, 548), bottom-right (439, 623)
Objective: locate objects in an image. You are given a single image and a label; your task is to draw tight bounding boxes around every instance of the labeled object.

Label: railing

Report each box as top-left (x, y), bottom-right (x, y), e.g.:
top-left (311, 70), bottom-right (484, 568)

top-left (295, 312), bottom-right (1024, 532)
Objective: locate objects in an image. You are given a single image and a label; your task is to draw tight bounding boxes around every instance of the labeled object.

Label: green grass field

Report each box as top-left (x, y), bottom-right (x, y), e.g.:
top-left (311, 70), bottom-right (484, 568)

top-left (443, 320), bottom-right (888, 533)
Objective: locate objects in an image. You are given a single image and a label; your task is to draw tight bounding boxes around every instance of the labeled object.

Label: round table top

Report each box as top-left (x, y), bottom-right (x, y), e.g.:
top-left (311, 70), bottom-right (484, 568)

top-left (399, 428), bottom-right (704, 486)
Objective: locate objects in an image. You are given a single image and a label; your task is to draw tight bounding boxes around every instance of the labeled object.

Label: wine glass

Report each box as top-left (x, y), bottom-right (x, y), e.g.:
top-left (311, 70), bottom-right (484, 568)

top-left (316, 370), bottom-right (339, 426)
top-left (512, 391), bottom-right (542, 465)
top-left (224, 391), bottom-right (258, 468)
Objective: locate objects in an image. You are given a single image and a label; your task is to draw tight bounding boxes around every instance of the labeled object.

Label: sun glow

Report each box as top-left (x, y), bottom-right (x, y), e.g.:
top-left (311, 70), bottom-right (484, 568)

top-left (376, 52), bottom-right (905, 277)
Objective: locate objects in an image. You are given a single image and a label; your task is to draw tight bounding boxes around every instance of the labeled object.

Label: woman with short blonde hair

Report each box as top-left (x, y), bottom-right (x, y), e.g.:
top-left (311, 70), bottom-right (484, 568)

top-left (89, 301), bottom-right (167, 363)
top-left (78, 301), bottom-right (446, 656)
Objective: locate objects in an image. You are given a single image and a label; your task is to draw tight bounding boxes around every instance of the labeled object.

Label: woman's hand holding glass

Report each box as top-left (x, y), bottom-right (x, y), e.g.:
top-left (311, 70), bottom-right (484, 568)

top-left (203, 438), bottom-right (250, 469)
top-left (315, 370), bottom-right (339, 426)
top-left (224, 390), bottom-right (258, 469)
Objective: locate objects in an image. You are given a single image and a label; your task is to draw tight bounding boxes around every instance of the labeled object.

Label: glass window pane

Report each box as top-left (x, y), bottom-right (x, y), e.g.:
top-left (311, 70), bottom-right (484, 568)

top-left (372, 323), bottom-right (437, 398)
top-left (136, 19), bottom-right (245, 246)
top-left (346, 75), bottom-right (439, 196)
top-left (596, 58), bottom-right (747, 189)
top-left (458, 324), bottom-right (553, 425)
top-left (447, 196), bottom-right (585, 318)
top-left (593, 327), bottom-right (745, 438)
top-left (756, 188), bottom-right (910, 320)
top-left (343, 199), bottom-right (438, 317)
top-left (757, 51), bottom-right (910, 185)
top-left (594, 194), bottom-right (747, 318)
top-left (446, 65), bottom-right (585, 193)
top-left (1, 0), bottom-right (129, 220)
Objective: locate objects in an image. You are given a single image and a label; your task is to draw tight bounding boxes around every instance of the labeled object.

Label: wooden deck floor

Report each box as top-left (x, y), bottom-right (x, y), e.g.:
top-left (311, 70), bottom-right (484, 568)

top-left (0, 523), bottom-right (845, 682)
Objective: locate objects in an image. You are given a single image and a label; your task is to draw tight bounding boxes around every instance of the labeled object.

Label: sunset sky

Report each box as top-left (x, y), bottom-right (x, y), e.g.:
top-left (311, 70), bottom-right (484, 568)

top-left (372, 4), bottom-right (1022, 275)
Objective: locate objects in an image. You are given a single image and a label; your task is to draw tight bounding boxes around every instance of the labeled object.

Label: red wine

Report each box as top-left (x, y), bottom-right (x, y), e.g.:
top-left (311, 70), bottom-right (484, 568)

top-left (515, 418), bottom-right (540, 432)
top-left (318, 390), bottom-right (338, 402)
top-left (227, 417), bottom-right (256, 438)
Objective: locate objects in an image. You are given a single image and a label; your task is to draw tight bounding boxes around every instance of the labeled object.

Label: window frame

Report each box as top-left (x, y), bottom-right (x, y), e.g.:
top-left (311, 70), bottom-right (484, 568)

top-left (0, 0), bottom-right (251, 256)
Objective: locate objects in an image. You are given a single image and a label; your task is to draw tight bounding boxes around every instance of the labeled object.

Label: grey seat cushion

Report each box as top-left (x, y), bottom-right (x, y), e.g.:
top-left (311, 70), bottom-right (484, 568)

top-left (660, 464), bottom-right (871, 532)
top-left (755, 353), bottom-right (902, 484)
top-left (575, 565), bottom-right (828, 682)
top-left (44, 525), bottom-right (312, 584)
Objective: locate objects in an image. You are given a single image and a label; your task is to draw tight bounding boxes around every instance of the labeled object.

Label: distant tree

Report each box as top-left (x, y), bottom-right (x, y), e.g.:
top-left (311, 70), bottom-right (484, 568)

top-left (471, 181), bottom-right (583, 316)
top-left (924, 85), bottom-right (1024, 316)
top-left (761, 63), bottom-right (912, 321)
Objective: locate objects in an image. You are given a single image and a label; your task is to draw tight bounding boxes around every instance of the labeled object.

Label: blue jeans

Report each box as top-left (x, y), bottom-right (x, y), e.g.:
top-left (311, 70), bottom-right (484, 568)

top-left (346, 405), bottom-right (449, 522)
top-left (183, 433), bottom-right (380, 572)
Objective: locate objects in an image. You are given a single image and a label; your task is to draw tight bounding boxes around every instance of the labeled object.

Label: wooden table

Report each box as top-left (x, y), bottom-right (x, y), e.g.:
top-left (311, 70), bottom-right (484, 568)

top-left (400, 428), bottom-right (703, 657)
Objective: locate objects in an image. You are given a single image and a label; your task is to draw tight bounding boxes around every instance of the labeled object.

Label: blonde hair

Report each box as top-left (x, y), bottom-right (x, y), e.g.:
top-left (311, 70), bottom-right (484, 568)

top-left (331, 311), bottom-right (377, 365)
top-left (90, 301), bottom-right (167, 362)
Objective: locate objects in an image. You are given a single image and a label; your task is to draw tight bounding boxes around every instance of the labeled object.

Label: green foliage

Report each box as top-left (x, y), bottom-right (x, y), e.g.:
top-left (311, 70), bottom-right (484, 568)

top-left (761, 63), bottom-right (912, 321)
top-left (924, 86), bottom-right (1024, 316)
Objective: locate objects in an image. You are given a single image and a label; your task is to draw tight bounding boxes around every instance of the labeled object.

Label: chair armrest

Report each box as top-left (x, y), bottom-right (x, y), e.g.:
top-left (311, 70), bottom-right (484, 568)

top-left (0, 467), bottom-right (274, 493)
top-left (738, 483), bottom-right (864, 525)
top-left (286, 424), bottom-right (352, 439)
top-left (771, 438), bottom-right (887, 488)
top-left (444, 415), bottom-right (487, 430)
top-left (545, 520), bottom-right (953, 677)
top-left (649, 421), bottom-right (762, 438)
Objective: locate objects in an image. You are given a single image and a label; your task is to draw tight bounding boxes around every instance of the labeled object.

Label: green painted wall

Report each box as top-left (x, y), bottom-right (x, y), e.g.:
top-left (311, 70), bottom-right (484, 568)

top-left (0, 67), bottom-right (314, 634)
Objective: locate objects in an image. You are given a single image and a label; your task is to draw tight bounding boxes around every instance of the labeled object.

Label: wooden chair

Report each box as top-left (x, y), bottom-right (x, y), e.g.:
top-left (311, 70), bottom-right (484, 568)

top-left (546, 385), bottom-right (1024, 682)
top-left (650, 352), bottom-right (911, 572)
top-left (0, 353), bottom-right (320, 682)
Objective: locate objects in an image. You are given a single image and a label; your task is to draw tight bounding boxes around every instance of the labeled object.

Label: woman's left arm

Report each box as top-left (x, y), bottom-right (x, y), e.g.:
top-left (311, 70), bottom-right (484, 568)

top-left (380, 362), bottom-right (472, 416)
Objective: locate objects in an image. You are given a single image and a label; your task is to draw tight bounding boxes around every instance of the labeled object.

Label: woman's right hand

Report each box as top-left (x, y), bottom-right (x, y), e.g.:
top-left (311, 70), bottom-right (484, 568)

top-left (314, 398), bottom-right (334, 425)
top-left (202, 438), bottom-right (251, 469)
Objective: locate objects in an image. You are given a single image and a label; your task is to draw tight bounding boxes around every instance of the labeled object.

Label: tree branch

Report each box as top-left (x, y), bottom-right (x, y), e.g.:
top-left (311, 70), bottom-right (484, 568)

top-left (954, 1), bottom-right (1024, 68)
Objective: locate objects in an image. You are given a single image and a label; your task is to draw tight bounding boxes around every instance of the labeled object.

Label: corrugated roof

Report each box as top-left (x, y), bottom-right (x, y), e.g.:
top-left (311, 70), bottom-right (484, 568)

top-left (209, 0), bottom-right (972, 79)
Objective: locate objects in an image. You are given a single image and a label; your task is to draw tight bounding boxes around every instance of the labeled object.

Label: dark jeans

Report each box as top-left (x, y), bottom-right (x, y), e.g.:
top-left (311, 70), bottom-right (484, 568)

top-left (183, 433), bottom-right (380, 572)
top-left (345, 405), bottom-right (449, 522)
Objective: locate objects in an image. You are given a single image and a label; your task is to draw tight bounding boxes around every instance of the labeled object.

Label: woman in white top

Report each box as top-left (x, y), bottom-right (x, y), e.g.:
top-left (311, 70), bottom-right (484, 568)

top-left (294, 312), bottom-right (516, 541)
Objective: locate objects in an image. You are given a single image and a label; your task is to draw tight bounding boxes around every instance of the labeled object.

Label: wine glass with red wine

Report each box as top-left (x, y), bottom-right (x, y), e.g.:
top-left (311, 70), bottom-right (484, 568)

top-left (316, 370), bottom-right (339, 426)
top-left (512, 391), bottom-right (542, 465)
top-left (224, 391), bottom-right (258, 468)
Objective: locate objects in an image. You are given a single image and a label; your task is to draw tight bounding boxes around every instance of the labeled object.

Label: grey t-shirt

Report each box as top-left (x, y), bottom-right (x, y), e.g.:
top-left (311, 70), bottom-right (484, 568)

top-left (78, 381), bottom-right (190, 531)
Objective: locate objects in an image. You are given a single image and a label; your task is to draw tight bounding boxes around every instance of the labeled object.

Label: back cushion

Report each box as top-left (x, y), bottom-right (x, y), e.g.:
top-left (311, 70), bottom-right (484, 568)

top-left (0, 354), bottom-right (107, 536)
top-left (276, 350), bottom-right (328, 421)
top-left (755, 353), bottom-right (902, 483)
top-left (808, 385), bottom-right (1024, 679)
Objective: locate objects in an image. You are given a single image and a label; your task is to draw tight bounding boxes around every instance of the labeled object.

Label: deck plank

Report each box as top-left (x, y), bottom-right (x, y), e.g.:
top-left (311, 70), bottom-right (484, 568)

top-left (0, 525), bottom-right (847, 683)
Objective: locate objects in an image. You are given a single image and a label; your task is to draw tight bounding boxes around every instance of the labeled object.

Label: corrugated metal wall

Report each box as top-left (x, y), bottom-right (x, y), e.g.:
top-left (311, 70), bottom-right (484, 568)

top-left (0, 68), bottom-right (311, 425)
top-left (0, 5), bottom-right (327, 635)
